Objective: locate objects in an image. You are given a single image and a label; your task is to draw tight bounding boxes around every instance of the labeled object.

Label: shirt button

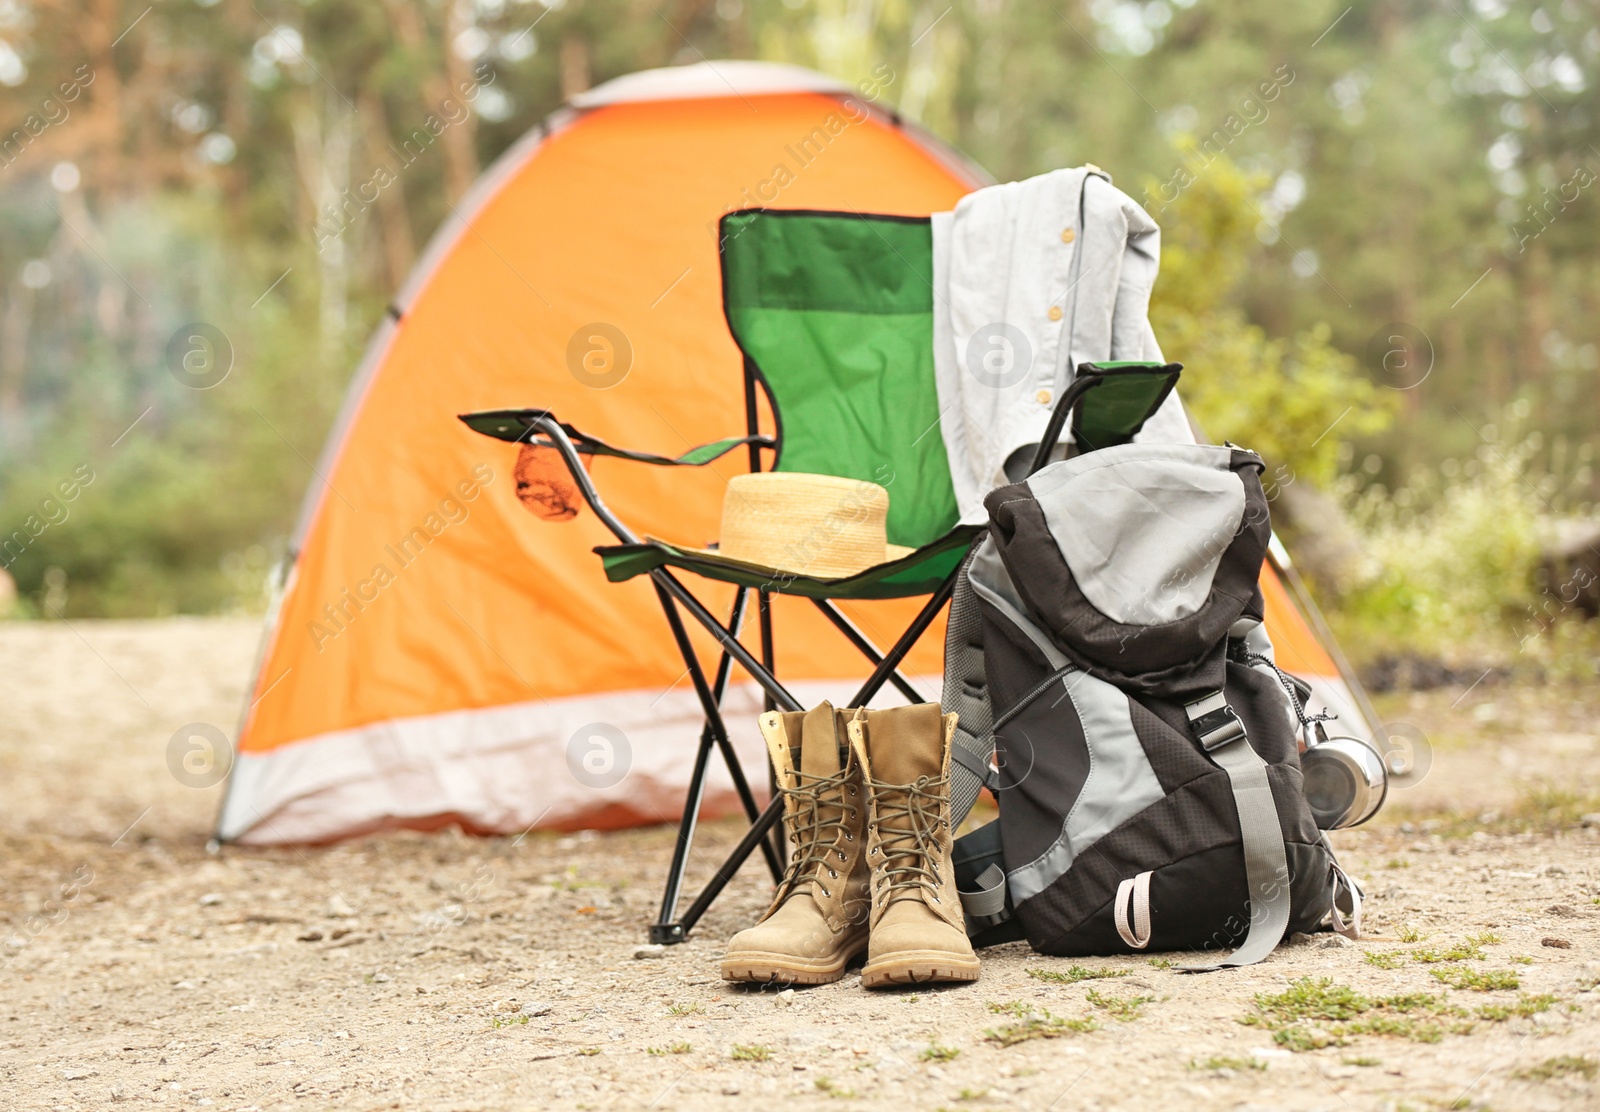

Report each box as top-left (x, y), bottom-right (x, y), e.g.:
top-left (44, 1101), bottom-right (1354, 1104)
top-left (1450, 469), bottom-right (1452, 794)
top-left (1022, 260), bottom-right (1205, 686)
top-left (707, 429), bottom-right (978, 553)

top-left (1047, 305), bottom-right (1063, 321)
top-left (1037, 389), bottom-right (1053, 406)
top-left (1060, 228), bottom-right (1075, 244)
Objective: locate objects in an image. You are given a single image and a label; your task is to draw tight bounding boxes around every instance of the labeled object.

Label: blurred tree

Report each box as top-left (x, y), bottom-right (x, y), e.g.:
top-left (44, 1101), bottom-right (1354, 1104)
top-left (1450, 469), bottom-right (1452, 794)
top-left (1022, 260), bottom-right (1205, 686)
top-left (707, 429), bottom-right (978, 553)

top-left (0, 0), bottom-right (1593, 622)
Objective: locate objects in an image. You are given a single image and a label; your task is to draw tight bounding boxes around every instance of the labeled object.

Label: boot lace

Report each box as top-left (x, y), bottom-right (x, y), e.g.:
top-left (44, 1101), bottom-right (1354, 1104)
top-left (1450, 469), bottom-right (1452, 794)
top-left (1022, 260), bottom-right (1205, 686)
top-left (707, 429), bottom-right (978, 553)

top-left (866, 774), bottom-right (948, 904)
top-left (778, 768), bottom-right (858, 898)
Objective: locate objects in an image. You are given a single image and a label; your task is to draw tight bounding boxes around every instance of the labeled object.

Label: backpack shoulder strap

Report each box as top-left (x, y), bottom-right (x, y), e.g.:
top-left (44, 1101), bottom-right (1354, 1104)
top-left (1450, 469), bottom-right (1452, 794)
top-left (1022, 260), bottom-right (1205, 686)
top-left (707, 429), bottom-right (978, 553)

top-left (943, 549), bottom-right (999, 829)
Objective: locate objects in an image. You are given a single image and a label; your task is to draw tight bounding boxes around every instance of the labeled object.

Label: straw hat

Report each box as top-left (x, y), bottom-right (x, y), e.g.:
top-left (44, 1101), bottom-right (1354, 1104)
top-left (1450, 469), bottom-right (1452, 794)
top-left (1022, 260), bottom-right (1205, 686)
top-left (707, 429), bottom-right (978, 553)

top-left (668, 472), bottom-right (912, 578)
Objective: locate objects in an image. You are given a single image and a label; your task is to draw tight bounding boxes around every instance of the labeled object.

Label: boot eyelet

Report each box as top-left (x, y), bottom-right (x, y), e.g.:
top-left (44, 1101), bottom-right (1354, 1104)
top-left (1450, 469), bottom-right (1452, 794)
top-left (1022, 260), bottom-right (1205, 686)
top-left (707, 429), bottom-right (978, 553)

top-left (837, 850), bottom-right (846, 862)
top-left (820, 887), bottom-right (831, 898)
top-left (932, 895), bottom-right (942, 904)
top-left (828, 869), bottom-right (838, 879)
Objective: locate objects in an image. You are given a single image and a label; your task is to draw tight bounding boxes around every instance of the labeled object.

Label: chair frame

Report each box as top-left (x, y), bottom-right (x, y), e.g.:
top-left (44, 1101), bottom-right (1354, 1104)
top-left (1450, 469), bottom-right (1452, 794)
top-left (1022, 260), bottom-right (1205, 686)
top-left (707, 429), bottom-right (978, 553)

top-left (509, 363), bottom-right (960, 944)
top-left (497, 353), bottom-right (1177, 944)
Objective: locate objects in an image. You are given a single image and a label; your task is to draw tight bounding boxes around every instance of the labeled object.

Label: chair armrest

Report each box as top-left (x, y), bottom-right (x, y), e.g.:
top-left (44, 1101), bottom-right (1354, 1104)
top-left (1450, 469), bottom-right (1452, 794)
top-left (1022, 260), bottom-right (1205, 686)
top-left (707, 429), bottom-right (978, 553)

top-left (459, 408), bottom-right (772, 467)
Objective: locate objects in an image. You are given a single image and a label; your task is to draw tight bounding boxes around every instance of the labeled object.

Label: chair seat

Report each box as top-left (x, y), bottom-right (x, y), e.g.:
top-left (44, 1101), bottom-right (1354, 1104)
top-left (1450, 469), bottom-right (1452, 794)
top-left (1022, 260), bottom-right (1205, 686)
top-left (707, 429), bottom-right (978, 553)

top-left (595, 525), bottom-right (982, 600)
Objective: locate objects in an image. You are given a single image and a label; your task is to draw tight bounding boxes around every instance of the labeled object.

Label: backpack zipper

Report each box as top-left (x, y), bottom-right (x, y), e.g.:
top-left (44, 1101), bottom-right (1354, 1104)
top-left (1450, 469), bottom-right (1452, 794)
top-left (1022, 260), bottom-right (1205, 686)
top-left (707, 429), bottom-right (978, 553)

top-left (990, 664), bottom-right (1078, 733)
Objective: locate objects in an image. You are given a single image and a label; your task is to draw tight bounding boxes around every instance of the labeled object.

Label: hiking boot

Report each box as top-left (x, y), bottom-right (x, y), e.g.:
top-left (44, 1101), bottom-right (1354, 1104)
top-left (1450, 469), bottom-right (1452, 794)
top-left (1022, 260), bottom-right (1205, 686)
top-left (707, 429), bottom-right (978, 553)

top-left (720, 702), bottom-right (870, 985)
top-left (848, 704), bottom-right (981, 988)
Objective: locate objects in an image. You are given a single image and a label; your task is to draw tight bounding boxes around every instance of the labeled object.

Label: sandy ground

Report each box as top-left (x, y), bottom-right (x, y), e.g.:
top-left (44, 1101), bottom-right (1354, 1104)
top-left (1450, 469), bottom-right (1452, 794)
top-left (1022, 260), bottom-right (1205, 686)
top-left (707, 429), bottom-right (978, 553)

top-left (2, 618), bottom-right (1598, 1112)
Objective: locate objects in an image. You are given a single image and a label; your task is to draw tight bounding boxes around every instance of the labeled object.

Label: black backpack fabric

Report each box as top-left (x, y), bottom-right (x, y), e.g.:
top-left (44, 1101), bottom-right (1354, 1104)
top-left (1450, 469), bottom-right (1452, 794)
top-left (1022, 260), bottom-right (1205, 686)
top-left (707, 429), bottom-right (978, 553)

top-left (944, 442), bottom-right (1361, 970)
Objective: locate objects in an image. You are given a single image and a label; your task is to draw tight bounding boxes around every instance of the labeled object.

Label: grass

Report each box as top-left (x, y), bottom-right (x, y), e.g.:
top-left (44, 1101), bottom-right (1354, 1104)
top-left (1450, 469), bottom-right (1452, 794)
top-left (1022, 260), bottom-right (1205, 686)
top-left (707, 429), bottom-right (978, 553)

top-left (1243, 980), bottom-right (1559, 1053)
top-left (984, 1001), bottom-right (1100, 1046)
top-left (1429, 966), bottom-right (1520, 992)
top-left (1514, 1055), bottom-right (1597, 1081)
top-left (955, 1089), bottom-right (989, 1101)
top-left (1412, 933), bottom-right (1497, 963)
top-left (730, 1044), bottom-right (773, 1062)
top-left (576, 1047), bottom-right (601, 1056)
top-left (920, 1042), bottom-right (960, 1062)
top-left (1475, 994), bottom-right (1558, 1021)
top-left (1191, 1055), bottom-right (1266, 1072)
top-left (1147, 956), bottom-right (1174, 970)
top-left (646, 1041), bottom-right (691, 1056)
top-left (666, 1002), bottom-right (703, 1016)
top-left (1396, 925), bottom-right (1427, 942)
top-left (488, 1013), bottom-right (531, 1029)
top-left (813, 1077), bottom-right (857, 1099)
top-left (1398, 786), bottom-right (1600, 837)
top-left (1240, 977), bottom-right (1483, 1051)
top-left (1509, 955), bottom-right (1534, 965)
top-left (1026, 964), bottom-right (1129, 985)
top-left (1364, 951), bottom-right (1407, 969)
top-left (1085, 988), bottom-right (1154, 1021)
top-left (1343, 1056), bottom-right (1382, 1067)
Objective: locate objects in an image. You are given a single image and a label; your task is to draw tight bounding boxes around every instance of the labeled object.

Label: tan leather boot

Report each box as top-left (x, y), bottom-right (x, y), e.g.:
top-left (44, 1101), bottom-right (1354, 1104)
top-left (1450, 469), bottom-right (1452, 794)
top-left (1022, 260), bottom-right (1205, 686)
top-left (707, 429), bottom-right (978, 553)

top-left (848, 704), bottom-right (980, 988)
top-left (720, 702), bottom-right (870, 985)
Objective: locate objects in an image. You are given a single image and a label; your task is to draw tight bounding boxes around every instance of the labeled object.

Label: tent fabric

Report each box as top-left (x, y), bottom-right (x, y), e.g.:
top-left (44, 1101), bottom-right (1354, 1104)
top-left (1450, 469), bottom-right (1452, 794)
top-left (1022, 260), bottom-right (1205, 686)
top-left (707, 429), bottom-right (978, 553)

top-left (219, 61), bottom-right (1372, 847)
top-left (219, 66), bottom-right (986, 845)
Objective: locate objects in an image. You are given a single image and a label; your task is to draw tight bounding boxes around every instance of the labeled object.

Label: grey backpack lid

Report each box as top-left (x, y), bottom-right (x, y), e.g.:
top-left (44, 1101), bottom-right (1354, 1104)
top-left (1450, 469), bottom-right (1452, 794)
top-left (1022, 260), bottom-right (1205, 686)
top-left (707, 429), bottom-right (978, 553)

top-left (983, 443), bottom-right (1271, 696)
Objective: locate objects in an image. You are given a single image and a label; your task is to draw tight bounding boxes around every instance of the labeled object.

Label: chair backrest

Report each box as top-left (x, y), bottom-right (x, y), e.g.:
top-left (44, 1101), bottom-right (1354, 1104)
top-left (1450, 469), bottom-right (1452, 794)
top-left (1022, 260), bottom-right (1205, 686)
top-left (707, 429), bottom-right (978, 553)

top-left (720, 209), bottom-right (959, 551)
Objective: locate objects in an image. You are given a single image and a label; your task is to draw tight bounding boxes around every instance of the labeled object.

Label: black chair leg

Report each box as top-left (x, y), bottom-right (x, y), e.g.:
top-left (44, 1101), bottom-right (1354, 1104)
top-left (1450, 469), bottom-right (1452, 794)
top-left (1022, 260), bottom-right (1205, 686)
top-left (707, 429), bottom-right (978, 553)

top-left (649, 563), bottom-right (964, 943)
top-left (811, 598), bottom-right (929, 704)
top-left (649, 584), bottom-right (783, 925)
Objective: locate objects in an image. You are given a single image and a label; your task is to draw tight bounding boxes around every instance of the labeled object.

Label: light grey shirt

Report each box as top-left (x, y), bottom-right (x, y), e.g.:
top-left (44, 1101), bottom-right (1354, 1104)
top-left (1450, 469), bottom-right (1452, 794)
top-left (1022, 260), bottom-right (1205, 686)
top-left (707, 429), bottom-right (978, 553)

top-left (931, 166), bottom-right (1194, 522)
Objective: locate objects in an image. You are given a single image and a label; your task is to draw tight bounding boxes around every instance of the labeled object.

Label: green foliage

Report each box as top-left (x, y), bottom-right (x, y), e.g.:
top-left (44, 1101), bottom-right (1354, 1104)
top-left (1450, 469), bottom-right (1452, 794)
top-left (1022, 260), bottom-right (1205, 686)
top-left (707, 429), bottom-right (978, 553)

top-left (1333, 406), bottom-right (1556, 661)
top-left (1, 1), bottom-right (1595, 636)
top-left (1148, 150), bottom-right (1395, 489)
top-left (730, 1043), bottom-right (773, 1062)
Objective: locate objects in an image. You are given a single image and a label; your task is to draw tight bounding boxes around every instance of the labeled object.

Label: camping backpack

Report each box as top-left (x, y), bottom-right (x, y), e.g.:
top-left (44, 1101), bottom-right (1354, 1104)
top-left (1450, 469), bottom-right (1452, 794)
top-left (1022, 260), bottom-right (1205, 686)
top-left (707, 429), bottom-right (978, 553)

top-left (943, 441), bottom-right (1362, 970)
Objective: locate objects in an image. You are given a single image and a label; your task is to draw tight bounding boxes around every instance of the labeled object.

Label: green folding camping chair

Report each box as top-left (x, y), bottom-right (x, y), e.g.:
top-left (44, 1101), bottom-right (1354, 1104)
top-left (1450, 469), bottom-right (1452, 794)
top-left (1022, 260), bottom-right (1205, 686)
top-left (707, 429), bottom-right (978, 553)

top-left (461, 208), bottom-right (1180, 944)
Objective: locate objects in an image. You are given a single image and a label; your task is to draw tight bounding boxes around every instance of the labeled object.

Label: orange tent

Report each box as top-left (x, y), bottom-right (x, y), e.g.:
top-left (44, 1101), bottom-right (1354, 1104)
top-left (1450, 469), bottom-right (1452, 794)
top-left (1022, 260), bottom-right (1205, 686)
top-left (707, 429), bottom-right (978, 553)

top-left (218, 62), bottom-right (1372, 846)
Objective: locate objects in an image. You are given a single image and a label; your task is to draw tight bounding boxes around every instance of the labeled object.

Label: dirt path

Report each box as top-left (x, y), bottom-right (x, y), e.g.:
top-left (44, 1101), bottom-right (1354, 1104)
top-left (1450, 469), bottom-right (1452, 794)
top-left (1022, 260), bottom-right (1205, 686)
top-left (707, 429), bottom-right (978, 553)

top-left (2, 619), bottom-right (1598, 1110)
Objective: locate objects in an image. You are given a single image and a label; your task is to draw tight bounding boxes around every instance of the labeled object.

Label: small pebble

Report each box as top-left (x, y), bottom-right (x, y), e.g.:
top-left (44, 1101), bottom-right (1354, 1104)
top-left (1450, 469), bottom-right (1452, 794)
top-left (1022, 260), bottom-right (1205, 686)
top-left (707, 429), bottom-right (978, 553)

top-left (722, 1085), bottom-right (741, 1096)
top-left (633, 944), bottom-right (666, 960)
top-left (1542, 937), bottom-right (1573, 949)
top-left (197, 893), bottom-right (223, 907)
top-left (775, 988), bottom-right (797, 1007)
top-left (521, 1001), bottom-right (553, 1016)
top-left (1579, 813), bottom-right (1600, 829)
top-left (1320, 934), bottom-right (1353, 949)
top-left (327, 894), bottom-right (358, 918)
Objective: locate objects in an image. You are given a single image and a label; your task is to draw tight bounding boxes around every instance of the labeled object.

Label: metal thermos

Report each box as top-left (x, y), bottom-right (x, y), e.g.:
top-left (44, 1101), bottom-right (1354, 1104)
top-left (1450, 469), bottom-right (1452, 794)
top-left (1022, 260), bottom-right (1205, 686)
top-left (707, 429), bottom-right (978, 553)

top-left (1299, 725), bottom-right (1388, 829)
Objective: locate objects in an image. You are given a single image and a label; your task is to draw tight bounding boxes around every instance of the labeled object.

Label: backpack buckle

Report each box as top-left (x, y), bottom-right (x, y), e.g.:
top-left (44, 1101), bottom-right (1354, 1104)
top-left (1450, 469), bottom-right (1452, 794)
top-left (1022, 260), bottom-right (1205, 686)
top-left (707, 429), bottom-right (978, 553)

top-left (1185, 692), bottom-right (1247, 751)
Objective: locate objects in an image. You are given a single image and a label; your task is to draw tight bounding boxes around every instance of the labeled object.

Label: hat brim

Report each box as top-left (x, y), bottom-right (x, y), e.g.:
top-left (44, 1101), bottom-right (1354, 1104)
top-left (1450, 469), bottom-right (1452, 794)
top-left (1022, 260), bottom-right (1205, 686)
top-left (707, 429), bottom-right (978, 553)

top-left (646, 537), bottom-right (917, 581)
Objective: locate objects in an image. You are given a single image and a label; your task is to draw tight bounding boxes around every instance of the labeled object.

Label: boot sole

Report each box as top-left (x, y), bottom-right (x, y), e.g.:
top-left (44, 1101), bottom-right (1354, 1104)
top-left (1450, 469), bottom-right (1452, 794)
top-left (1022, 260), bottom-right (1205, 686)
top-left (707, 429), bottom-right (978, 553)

top-left (860, 950), bottom-right (981, 988)
top-left (719, 946), bottom-right (867, 986)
